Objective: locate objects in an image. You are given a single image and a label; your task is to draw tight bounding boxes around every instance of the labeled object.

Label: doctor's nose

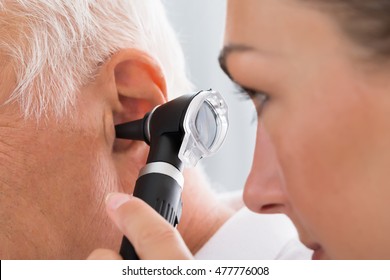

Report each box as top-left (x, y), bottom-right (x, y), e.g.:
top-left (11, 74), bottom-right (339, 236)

top-left (243, 123), bottom-right (287, 214)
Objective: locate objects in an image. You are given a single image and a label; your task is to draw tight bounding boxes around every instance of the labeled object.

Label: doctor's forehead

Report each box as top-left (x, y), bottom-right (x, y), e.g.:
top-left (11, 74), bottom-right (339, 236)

top-left (223, 0), bottom-right (346, 57)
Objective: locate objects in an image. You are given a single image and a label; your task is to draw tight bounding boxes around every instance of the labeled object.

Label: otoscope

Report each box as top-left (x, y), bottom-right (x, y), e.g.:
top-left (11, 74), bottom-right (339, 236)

top-left (115, 89), bottom-right (229, 260)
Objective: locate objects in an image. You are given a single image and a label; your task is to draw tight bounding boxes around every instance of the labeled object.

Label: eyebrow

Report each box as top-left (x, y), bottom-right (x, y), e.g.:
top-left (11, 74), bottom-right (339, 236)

top-left (218, 44), bottom-right (256, 79)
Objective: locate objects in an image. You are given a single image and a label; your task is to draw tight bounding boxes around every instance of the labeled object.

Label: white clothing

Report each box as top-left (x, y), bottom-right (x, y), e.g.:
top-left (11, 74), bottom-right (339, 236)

top-left (194, 207), bottom-right (312, 260)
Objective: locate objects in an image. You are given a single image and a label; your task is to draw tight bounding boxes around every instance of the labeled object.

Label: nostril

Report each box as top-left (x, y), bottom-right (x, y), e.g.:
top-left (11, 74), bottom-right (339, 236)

top-left (260, 204), bottom-right (284, 214)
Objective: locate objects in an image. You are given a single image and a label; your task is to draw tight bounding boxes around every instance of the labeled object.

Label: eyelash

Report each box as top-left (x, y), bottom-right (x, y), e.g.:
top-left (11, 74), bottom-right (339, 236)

top-left (234, 84), bottom-right (269, 117)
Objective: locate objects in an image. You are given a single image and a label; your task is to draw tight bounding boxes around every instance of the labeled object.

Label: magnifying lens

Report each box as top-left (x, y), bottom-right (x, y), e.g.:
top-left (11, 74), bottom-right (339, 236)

top-left (115, 89), bottom-right (229, 259)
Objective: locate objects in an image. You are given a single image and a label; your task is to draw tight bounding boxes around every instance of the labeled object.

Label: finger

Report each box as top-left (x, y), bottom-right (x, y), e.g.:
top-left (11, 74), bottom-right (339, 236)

top-left (87, 248), bottom-right (123, 260)
top-left (105, 192), bottom-right (193, 260)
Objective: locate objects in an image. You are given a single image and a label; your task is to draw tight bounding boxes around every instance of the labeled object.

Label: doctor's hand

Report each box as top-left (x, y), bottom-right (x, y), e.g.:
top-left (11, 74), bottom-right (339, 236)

top-left (87, 193), bottom-right (193, 260)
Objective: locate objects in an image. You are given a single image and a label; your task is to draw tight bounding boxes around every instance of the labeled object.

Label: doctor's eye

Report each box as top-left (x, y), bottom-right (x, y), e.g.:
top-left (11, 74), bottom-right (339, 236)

top-left (234, 84), bottom-right (269, 118)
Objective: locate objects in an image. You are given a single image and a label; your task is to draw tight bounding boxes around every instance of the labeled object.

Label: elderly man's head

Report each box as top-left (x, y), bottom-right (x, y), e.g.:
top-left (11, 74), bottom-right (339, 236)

top-left (0, 0), bottom-right (191, 259)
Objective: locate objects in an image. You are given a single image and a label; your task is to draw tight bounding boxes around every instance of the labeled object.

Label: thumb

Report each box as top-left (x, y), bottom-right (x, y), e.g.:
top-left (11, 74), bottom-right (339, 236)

top-left (105, 192), bottom-right (193, 260)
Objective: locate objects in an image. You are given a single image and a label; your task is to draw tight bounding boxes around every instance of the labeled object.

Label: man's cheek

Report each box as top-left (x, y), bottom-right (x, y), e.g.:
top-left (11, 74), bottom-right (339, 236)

top-left (91, 153), bottom-right (121, 195)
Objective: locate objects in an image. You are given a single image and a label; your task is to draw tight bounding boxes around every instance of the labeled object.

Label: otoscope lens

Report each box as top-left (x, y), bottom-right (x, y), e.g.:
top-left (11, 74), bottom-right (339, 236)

top-left (195, 101), bottom-right (217, 149)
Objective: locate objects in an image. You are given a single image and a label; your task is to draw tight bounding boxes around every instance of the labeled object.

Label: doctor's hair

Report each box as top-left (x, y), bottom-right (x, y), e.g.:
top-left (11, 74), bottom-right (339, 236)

top-left (0, 0), bottom-right (192, 119)
top-left (303, 0), bottom-right (390, 60)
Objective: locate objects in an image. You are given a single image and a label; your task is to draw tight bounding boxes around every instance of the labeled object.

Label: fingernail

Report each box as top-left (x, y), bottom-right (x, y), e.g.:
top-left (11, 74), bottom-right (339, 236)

top-left (105, 193), bottom-right (132, 210)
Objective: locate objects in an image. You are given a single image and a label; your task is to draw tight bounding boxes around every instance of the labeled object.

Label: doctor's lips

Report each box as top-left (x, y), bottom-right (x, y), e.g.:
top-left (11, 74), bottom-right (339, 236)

top-left (304, 242), bottom-right (325, 260)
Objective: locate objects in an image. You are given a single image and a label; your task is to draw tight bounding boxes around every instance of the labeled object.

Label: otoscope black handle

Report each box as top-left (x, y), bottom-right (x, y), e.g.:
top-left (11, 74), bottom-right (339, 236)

top-left (119, 172), bottom-right (183, 260)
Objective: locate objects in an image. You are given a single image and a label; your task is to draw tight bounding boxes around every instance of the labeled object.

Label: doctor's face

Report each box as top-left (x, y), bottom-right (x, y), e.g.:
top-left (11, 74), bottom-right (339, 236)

top-left (223, 0), bottom-right (390, 259)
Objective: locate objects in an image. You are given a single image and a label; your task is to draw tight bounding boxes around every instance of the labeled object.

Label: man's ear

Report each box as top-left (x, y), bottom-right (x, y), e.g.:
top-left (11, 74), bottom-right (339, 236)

top-left (100, 49), bottom-right (168, 124)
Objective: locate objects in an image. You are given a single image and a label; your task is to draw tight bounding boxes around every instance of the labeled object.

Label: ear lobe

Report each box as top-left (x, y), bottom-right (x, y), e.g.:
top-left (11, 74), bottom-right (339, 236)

top-left (105, 49), bottom-right (168, 123)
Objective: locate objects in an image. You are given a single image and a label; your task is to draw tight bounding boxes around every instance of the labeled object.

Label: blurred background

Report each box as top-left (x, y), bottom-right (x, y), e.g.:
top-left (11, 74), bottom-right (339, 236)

top-left (163, 0), bottom-right (257, 192)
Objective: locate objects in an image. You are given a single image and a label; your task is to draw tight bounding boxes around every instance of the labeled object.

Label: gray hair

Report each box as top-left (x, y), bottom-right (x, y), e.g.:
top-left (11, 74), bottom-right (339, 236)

top-left (0, 0), bottom-right (192, 119)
